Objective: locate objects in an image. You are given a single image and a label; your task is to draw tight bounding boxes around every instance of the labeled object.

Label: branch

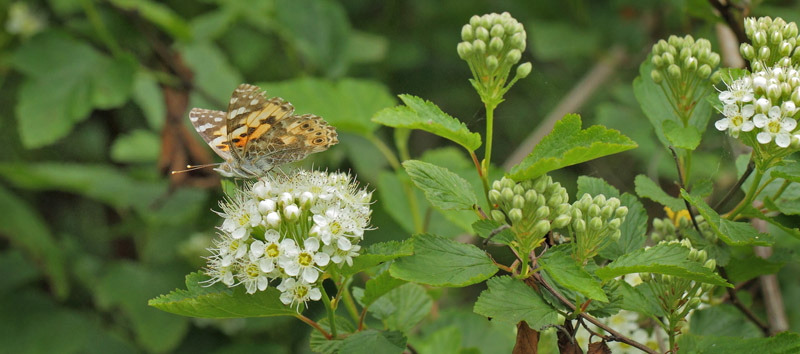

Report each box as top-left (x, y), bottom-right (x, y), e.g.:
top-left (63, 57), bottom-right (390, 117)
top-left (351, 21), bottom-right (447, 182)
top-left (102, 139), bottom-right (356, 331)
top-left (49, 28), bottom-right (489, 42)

top-left (708, 0), bottom-right (748, 50)
top-left (532, 273), bottom-right (658, 354)
top-left (714, 158), bottom-right (754, 211)
top-left (668, 147), bottom-right (703, 235)
top-left (718, 267), bottom-right (770, 335)
top-left (296, 314), bottom-right (332, 340)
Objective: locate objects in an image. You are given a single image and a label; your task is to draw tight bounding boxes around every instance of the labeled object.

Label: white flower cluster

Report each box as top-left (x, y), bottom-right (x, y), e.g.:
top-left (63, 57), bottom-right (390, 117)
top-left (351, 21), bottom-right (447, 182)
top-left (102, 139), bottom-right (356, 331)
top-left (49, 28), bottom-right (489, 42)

top-left (204, 170), bottom-right (372, 310)
top-left (715, 65), bottom-right (800, 147)
top-left (574, 310), bottom-right (666, 353)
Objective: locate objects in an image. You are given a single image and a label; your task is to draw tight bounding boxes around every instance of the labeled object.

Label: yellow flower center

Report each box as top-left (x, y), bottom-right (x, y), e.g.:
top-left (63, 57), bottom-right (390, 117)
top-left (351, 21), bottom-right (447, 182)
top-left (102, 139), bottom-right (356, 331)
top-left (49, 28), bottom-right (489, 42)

top-left (230, 239), bottom-right (242, 252)
top-left (731, 114), bottom-right (743, 126)
top-left (246, 263), bottom-right (260, 277)
top-left (266, 243), bottom-right (280, 258)
top-left (296, 285), bottom-right (309, 298)
top-left (238, 213), bottom-right (250, 226)
top-left (299, 252), bottom-right (313, 266)
top-left (331, 221), bottom-right (342, 235)
top-left (769, 119), bottom-right (782, 133)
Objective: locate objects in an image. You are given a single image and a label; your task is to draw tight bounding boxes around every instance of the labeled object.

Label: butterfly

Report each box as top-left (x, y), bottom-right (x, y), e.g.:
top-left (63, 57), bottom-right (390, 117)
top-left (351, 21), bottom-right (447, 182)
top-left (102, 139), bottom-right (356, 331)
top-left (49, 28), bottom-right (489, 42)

top-left (187, 84), bottom-right (338, 178)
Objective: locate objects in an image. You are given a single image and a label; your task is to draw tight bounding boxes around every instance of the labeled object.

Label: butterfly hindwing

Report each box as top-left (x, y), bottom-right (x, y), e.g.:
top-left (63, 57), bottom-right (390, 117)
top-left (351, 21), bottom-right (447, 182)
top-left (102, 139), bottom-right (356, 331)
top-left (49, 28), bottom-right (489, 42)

top-left (189, 108), bottom-right (231, 159)
top-left (244, 114), bottom-right (338, 167)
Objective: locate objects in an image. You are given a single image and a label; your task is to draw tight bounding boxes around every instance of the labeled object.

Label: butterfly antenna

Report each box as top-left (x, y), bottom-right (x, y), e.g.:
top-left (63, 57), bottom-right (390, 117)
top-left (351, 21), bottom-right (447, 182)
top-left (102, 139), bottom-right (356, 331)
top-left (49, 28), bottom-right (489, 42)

top-left (171, 163), bottom-right (219, 175)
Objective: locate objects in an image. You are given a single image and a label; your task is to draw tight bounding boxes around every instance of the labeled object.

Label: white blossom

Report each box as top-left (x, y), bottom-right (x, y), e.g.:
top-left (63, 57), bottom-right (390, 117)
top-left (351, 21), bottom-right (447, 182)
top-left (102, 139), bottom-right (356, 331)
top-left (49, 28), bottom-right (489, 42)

top-left (715, 104), bottom-right (755, 138)
top-left (277, 278), bottom-right (322, 311)
top-left (754, 106), bottom-right (797, 147)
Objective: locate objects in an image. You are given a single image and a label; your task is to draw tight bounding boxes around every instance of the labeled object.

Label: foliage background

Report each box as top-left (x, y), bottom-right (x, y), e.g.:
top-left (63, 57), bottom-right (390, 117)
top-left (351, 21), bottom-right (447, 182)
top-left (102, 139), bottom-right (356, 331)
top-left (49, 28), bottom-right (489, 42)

top-left (1, 0), bottom-right (799, 353)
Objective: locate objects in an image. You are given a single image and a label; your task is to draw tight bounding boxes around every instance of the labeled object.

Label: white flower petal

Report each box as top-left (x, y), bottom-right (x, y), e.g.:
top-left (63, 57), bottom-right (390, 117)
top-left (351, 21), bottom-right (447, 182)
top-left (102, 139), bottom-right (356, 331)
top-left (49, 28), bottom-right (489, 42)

top-left (257, 276), bottom-right (268, 291)
top-left (742, 104), bottom-right (755, 118)
top-left (753, 114), bottom-right (768, 127)
top-left (782, 118), bottom-right (797, 131)
top-left (315, 252), bottom-right (330, 266)
top-left (232, 227), bottom-right (248, 240)
top-left (777, 132), bottom-right (792, 147)
top-left (742, 121), bottom-right (755, 132)
top-left (309, 288), bottom-right (322, 301)
top-left (757, 132), bottom-right (773, 144)
top-left (337, 237), bottom-right (353, 251)
top-left (303, 268), bottom-right (319, 283)
top-left (715, 119), bottom-right (729, 131)
top-left (259, 259), bottom-right (274, 272)
top-left (284, 262), bottom-right (300, 276)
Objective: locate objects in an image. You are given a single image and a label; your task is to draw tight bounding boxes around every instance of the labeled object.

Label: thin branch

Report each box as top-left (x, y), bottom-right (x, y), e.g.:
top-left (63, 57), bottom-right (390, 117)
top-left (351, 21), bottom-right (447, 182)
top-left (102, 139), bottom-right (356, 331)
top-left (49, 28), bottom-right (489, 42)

top-left (532, 273), bottom-right (658, 354)
top-left (406, 343), bottom-right (418, 354)
top-left (714, 158), bottom-right (754, 210)
top-left (668, 147), bottom-right (703, 235)
top-left (718, 267), bottom-right (770, 335)
top-left (296, 314), bottom-right (332, 340)
top-left (708, 0), bottom-right (749, 55)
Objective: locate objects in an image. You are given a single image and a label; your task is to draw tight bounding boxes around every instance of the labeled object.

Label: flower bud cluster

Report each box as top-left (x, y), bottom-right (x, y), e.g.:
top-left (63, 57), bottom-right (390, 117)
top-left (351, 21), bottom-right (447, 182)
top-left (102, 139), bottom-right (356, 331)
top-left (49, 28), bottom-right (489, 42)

top-left (205, 170), bottom-right (372, 311)
top-left (650, 35), bottom-right (720, 86)
top-left (640, 240), bottom-right (716, 333)
top-left (650, 208), bottom-right (716, 244)
top-left (741, 17), bottom-right (800, 68)
top-left (571, 193), bottom-right (628, 263)
top-left (458, 12), bottom-right (532, 105)
top-left (488, 175), bottom-right (571, 253)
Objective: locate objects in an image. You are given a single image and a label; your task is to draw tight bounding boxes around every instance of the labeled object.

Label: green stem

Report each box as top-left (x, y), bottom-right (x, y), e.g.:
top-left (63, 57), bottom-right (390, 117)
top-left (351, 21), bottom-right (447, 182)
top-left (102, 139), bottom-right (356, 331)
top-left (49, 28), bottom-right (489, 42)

top-left (341, 287), bottom-right (361, 325)
top-left (483, 103), bottom-right (496, 180)
top-left (727, 168), bottom-right (765, 220)
top-left (683, 149), bottom-right (693, 187)
top-left (368, 135), bottom-right (401, 171)
top-left (81, 0), bottom-right (123, 57)
top-left (668, 322), bottom-right (676, 353)
top-left (319, 285), bottom-right (337, 338)
top-left (772, 180), bottom-right (792, 201)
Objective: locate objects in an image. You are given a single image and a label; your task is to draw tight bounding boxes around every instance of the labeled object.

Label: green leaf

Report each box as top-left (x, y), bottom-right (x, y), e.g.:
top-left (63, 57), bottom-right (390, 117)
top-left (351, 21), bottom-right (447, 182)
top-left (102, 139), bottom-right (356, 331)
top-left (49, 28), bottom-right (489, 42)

top-left (339, 330), bottom-right (406, 354)
top-left (110, 130), bottom-right (161, 163)
top-left (148, 271), bottom-right (296, 318)
top-left (390, 234), bottom-right (497, 287)
top-left (98, 263), bottom-right (189, 352)
top-left (273, 0), bottom-right (351, 77)
top-left (689, 304), bottom-right (761, 338)
top-left (338, 240), bottom-right (413, 277)
top-left (181, 41), bottom-right (243, 108)
top-left (472, 219), bottom-right (514, 246)
top-left (0, 163), bottom-right (166, 211)
top-left (360, 271), bottom-right (406, 308)
top-left (595, 242), bottom-right (731, 287)
top-left (677, 332), bottom-right (800, 354)
top-left (107, 0), bottom-right (192, 41)
top-left (473, 276), bottom-right (559, 329)
top-left (662, 120), bottom-right (701, 150)
top-left (132, 71), bottom-right (166, 129)
top-left (261, 77), bottom-right (396, 136)
top-left (309, 316), bottom-right (355, 354)
top-left (725, 254), bottom-right (785, 283)
top-left (12, 31), bottom-right (137, 148)
top-left (0, 185), bottom-right (68, 299)
top-left (633, 53), bottom-right (713, 147)
top-left (403, 160), bottom-right (477, 211)
top-left (508, 114), bottom-right (637, 181)
top-left (372, 95), bottom-right (482, 151)
top-left (681, 190), bottom-right (773, 246)
top-left (771, 163), bottom-right (800, 184)
top-left (369, 283), bottom-right (432, 332)
top-left (634, 174), bottom-right (685, 211)
top-left (539, 245), bottom-right (608, 302)
top-left (618, 282), bottom-right (664, 317)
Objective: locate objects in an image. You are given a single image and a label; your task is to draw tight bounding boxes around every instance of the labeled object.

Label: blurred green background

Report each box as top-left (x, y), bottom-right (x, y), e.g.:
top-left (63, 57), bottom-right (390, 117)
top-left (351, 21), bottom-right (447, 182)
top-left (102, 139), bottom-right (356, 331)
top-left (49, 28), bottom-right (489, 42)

top-left (2, 0), bottom-right (800, 353)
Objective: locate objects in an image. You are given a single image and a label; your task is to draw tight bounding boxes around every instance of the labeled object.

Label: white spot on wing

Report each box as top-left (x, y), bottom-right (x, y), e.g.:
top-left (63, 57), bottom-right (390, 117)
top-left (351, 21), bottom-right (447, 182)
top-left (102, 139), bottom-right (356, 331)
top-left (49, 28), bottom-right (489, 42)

top-left (198, 123), bottom-right (214, 132)
top-left (250, 98), bottom-right (259, 106)
top-left (214, 117), bottom-right (223, 122)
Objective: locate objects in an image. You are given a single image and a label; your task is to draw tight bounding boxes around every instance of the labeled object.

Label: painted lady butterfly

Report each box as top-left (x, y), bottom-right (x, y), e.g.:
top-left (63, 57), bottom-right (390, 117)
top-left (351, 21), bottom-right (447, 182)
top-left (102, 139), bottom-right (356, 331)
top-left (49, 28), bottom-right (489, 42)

top-left (188, 84), bottom-right (338, 178)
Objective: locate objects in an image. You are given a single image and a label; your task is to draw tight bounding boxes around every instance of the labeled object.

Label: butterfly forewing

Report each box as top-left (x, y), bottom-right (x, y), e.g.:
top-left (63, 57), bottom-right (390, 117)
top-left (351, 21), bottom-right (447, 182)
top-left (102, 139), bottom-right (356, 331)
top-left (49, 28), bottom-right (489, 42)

top-left (189, 108), bottom-right (231, 159)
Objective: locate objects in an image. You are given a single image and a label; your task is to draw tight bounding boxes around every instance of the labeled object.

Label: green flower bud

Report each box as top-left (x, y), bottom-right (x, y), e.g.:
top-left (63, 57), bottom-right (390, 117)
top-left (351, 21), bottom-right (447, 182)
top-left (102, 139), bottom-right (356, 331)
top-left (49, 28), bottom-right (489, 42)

top-left (607, 198), bottom-right (620, 210)
top-left (615, 206), bottom-right (628, 218)
top-left (593, 194), bottom-right (606, 205)
top-left (489, 37), bottom-right (504, 54)
top-left (780, 57), bottom-right (792, 67)
top-left (687, 297), bottom-right (701, 309)
top-left (534, 219), bottom-right (551, 235)
top-left (457, 42), bottom-right (473, 60)
top-left (535, 205), bottom-right (550, 219)
top-left (701, 282), bottom-right (714, 292)
top-left (697, 249), bottom-right (708, 264)
top-left (785, 22), bottom-right (799, 38)
top-left (662, 51), bottom-right (675, 65)
top-left (501, 177), bottom-right (515, 189)
top-left (512, 195), bottom-right (525, 209)
top-left (510, 33), bottom-right (526, 50)
top-left (536, 194), bottom-right (546, 208)
top-left (588, 204), bottom-right (601, 217)
top-left (740, 43), bottom-right (755, 60)
top-left (640, 272), bottom-right (651, 282)
top-left (652, 218), bottom-right (664, 230)
top-left (668, 35), bottom-right (682, 48)
top-left (689, 248), bottom-right (699, 261)
top-left (491, 209), bottom-right (506, 222)
top-left (662, 274), bottom-right (673, 284)
top-left (574, 219), bottom-right (586, 233)
top-left (555, 203), bottom-right (571, 216)
top-left (469, 15), bottom-right (480, 27)
top-left (665, 221), bottom-right (676, 233)
top-left (489, 189), bottom-right (502, 204)
top-left (754, 30), bottom-right (768, 46)
top-left (651, 233), bottom-right (662, 242)
top-left (524, 189), bottom-right (538, 203)
top-left (492, 180), bottom-right (502, 190)
top-left (462, 25), bottom-right (474, 41)
top-left (668, 64), bottom-right (681, 79)
top-left (608, 218), bottom-right (622, 229)
top-left (476, 26), bottom-right (489, 41)
top-left (684, 56), bottom-right (698, 72)
top-left (651, 70), bottom-right (663, 84)
top-left (679, 216), bottom-right (690, 229)
top-left (768, 84), bottom-right (782, 101)
top-left (490, 24), bottom-right (505, 38)
top-left (697, 64), bottom-right (712, 79)
top-left (710, 70), bottom-right (721, 84)
top-left (516, 62), bottom-right (532, 79)
top-left (792, 87), bottom-right (800, 105)
top-left (704, 259), bottom-right (716, 270)
top-left (697, 47), bottom-right (711, 62)
top-left (473, 39), bottom-right (486, 55)
top-left (501, 188), bottom-right (514, 203)
top-left (508, 208), bottom-right (523, 223)
top-left (572, 208), bottom-right (583, 220)
top-left (601, 205), bottom-right (614, 219)
top-left (612, 229), bottom-right (621, 240)
top-left (589, 216), bottom-right (603, 231)
top-left (780, 41), bottom-right (793, 57)
top-left (513, 184), bottom-right (524, 195)
top-left (684, 34), bottom-right (695, 47)
top-left (534, 177), bottom-right (548, 193)
top-left (679, 47), bottom-right (691, 62)
top-left (771, 30), bottom-right (784, 44)
top-left (506, 49), bottom-right (522, 64)
top-left (552, 214), bottom-right (571, 229)
top-left (681, 238), bottom-right (692, 248)
top-left (758, 46), bottom-right (771, 61)
top-left (486, 55), bottom-right (499, 71)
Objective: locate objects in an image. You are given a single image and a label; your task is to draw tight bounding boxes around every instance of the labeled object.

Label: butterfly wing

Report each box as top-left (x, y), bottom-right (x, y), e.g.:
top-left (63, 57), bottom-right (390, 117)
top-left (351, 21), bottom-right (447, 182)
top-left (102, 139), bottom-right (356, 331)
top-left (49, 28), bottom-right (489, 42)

top-left (189, 108), bottom-right (232, 160)
top-left (225, 84), bottom-right (296, 161)
top-left (245, 113), bottom-right (339, 168)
